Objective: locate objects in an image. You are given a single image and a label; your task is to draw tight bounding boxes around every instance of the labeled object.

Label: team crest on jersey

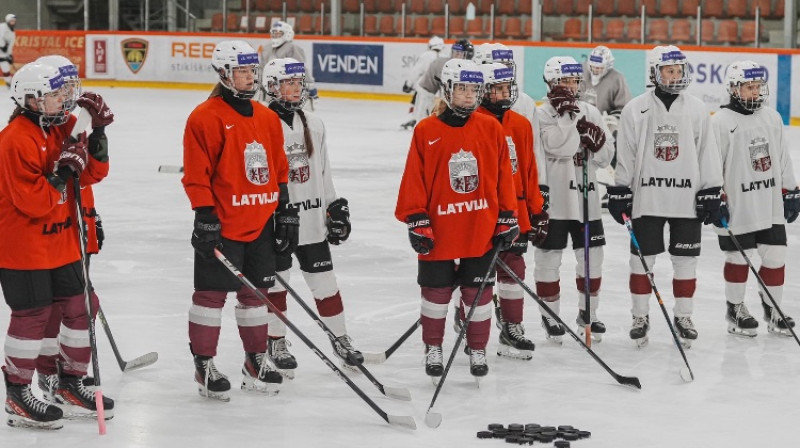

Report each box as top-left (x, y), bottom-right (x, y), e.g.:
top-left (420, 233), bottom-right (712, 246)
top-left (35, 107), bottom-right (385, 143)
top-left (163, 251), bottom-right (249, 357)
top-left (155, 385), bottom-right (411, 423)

top-left (506, 136), bottom-right (518, 173)
top-left (749, 137), bottom-right (771, 172)
top-left (286, 142), bottom-right (310, 183)
top-left (654, 125), bottom-right (679, 161)
top-left (449, 149), bottom-right (479, 194)
top-left (573, 150), bottom-right (586, 167)
top-left (244, 141), bottom-right (270, 185)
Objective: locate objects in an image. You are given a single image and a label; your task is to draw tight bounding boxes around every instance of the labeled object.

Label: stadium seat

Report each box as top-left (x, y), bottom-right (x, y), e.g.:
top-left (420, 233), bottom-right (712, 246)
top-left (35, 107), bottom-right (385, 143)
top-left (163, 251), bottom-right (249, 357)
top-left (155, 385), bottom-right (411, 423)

top-left (297, 14), bottom-right (314, 34)
top-left (343, 0), bottom-right (359, 13)
top-left (363, 14), bottom-right (379, 35)
top-left (542, 0), bottom-right (555, 15)
top-left (524, 18), bottom-right (533, 37)
top-left (555, 0), bottom-right (574, 15)
top-left (727, 0), bottom-right (748, 18)
top-left (428, 0), bottom-right (445, 13)
top-left (562, 17), bottom-right (583, 40)
top-left (493, 17), bottom-right (504, 38)
top-left (703, 0), bottom-right (723, 18)
top-left (617, 0), bottom-right (637, 16)
top-left (403, 15), bottom-right (413, 35)
top-left (450, 16), bottom-right (466, 36)
top-left (227, 13), bottom-right (240, 31)
top-left (659, 0), bottom-right (679, 17)
top-left (594, 0), bottom-right (614, 16)
top-left (211, 12), bottom-right (223, 31)
top-left (591, 18), bottom-right (603, 41)
top-left (362, 0), bottom-right (378, 13)
top-left (748, 0), bottom-right (769, 18)
top-left (466, 17), bottom-right (487, 38)
top-left (681, 0), bottom-right (699, 16)
top-left (254, 0), bottom-right (270, 11)
top-left (575, 0), bottom-right (591, 15)
top-left (285, 0), bottom-right (299, 11)
top-left (314, 14), bottom-right (331, 34)
top-left (671, 19), bottom-right (692, 43)
top-left (605, 18), bottom-right (625, 41)
top-left (431, 16), bottom-right (446, 36)
top-left (377, 0), bottom-right (394, 13)
top-left (717, 20), bottom-right (739, 44)
top-left (498, 0), bottom-right (515, 15)
top-left (448, 0), bottom-right (465, 14)
top-left (299, 0), bottom-right (315, 12)
top-left (647, 19), bottom-right (669, 42)
top-left (740, 21), bottom-right (766, 44)
top-left (626, 18), bottom-right (642, 42)
top-left (409, 0), bottom-right (425, 14)
top-left (414, 16), bottom-right (431, 36)
top-left (268, 0), bottom-right (283, 12)
top-left (640, 0), bottom-right (658, 16)
top-left (699, 19), bottom-right (715, 43)
top-left (378, 15), bottom-right (395, 35)
top-left (519, 0), bottom-right (532, 15)
top-left (774, 0), bottom-right (784, 18)
top-left (478, 0), bottom-right (493, 15)
top-left (505, 17), bottom-right (523, 38)
top-left (312, 0), bottom-right (324, 11)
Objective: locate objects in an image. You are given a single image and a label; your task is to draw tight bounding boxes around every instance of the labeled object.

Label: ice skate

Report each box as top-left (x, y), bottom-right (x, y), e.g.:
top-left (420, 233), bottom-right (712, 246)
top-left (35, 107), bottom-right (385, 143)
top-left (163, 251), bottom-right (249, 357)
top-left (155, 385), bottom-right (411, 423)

top-left (55, 373), bottom-right (115, 420)
top-left (424, 344), bottom-right (443, 385)
top-left (192, 348), bottom-right (231, 402)
top-left (400, 119), bottom-right (416, 130)
top-left (468, 347), bottom-right (488, 385)
top-left (760, 295), bottom-right (796, 337)
top-left (726, 302), bottom-right (758, 337)
top-left (630, 315), bottom-right (650, 348)
top-left (541, 315), bottom-right (565, 345)
top-left (242, 352), bottom-right (282, 396)
top-left (497, 322), bottom-right (534, 360)
top-left (37, 373), bottom-right (59, 403)
top-left (331, 334), bottom-right (364, 372)
top-left (577, 309), bottom-right (606, 343)
top-left (268, 337), bottom-right (297, 380)
top-left (5, 372), bottom-right (63, 430)
top-left (674, 316), bottom-right (698, 349)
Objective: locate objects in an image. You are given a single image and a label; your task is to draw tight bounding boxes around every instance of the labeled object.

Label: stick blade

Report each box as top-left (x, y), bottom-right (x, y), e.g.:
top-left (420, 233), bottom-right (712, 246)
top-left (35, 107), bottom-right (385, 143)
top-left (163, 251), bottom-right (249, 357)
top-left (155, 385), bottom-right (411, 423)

top-left (424, 410), bottom-right (442, 428)
top-left (387, 414), bottom-right (417, 430)
top-left (617, 375), bottom-right (642, 390)
top-left (679, 367), bottom-right (694, 383)
top-left (122, 352), bottom-right (159, 372)
top-left (360, 352), bottom-right (387, 364)
top-left (382, 385), bottom-right (412, 401)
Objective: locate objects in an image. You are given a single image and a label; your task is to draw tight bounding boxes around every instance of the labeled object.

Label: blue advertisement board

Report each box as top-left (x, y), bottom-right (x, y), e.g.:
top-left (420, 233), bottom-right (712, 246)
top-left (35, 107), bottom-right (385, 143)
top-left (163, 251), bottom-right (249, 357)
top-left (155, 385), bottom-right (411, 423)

top-left (313, 43), bottom-right (383, 86)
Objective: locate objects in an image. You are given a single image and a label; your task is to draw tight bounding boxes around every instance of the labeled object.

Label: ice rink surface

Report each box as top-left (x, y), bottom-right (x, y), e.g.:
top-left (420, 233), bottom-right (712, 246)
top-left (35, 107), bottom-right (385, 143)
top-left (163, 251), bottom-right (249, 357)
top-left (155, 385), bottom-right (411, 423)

top-left (1, 87), bottom-right (799, 447)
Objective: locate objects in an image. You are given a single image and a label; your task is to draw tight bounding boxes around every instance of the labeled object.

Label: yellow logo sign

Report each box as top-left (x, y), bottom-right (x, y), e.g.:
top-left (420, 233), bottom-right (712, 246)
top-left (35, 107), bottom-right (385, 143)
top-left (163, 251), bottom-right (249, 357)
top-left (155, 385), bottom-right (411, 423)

top-left (121, 38), bottom-right (148, 74)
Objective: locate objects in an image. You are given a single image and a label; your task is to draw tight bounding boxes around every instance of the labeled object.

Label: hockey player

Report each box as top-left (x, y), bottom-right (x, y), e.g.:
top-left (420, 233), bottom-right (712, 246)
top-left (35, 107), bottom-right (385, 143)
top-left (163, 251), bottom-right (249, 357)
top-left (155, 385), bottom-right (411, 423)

top-left (0, 61), bottom-right (114, 429)
top-left (32, 55), bottom-right (115, 416)
top-left (712, 60), bottom-right (797, 337)
top-left (533, 57), bottom-right (614, 344)
top-left (395, 59), bottom-right (518, 382)
top-left (475, 62), bottom-right (547, 360)
top-left (581, 46), bottom-right (632, 207)
top-left (0, 13), bottom-right (15, 86)
top-left (261, 21), bottom-right (318, 102)
top-left (260, 58), bottom-right (363, 376)
top-left (608, 45), bottom-right (724, 348)
top-left (183, 40), bottom-right (296, 400)
top-left (415, 39), bottom-right (474, 121)
top-left (400, 36), bottom-right (444, 129)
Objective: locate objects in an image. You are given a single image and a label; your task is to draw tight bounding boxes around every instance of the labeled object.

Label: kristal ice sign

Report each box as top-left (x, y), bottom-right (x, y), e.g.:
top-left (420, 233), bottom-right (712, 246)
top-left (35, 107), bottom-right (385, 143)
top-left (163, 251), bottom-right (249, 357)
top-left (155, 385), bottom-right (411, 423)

top-left (313, 43), bottom-right (383, 86)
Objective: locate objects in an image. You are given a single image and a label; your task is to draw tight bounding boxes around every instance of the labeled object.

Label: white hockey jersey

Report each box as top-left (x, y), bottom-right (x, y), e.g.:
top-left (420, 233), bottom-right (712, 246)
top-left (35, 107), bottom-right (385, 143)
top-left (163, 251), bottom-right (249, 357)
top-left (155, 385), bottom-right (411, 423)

top-left (535, 101), bottom-right (614, 221)
top-left (405, 49), bottom-right (439, 87)
top-left (711, 106), bottom-right (797, 235)
top-left (261, 42), bottom-right (315, 84)
top-left (0, 21), bottom-right (13, 61)
top-left (513, 92), bottom-right (547, 187)
top-left (615, 90), bottom-right (723, 219)
top-left (277, 111), bottom-right (338, 245)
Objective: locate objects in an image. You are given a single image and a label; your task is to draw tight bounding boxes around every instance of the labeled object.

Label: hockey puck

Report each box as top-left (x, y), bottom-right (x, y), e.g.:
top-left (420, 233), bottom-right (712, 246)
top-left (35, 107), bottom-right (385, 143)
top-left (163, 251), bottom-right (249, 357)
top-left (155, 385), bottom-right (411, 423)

top-left (535, 433), bottom-right (555, 443)
top-left (557, 425), bottom-right (574, 431)
top-left (541, 430), bottom-right (558, 438)
top-left (541, 426), bottom-right (557, 432)
top-left (488, 423), bottom-right (505, 430)
top-left (562, 432), bottom-right (580, 441)
top-left (555, 441), bottom-right (571, 448)
top-left (477, 431), bottom-right (493, 439)
top-left (508, 423), bottom-right (524, 433)
top-left (524, 423), bottom-right (541, 431)
top-left (517, 436), bottom-right (534, 445)
top-left (505, 435), bottom-right (520, 443)
top-left (493, 428), bottom-right (509, 438)
top-left (578, 430), bottom-right (592, 439)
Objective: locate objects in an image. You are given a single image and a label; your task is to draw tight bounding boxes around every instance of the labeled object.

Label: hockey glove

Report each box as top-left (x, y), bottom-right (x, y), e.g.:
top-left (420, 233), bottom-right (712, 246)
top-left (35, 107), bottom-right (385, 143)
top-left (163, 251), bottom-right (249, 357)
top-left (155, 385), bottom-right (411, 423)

top-left (326, 198), bottom-right (351, 245)
top-left (539, 185), bottom-right (550, 211)
top-left (695, 187), bottom-right (729, 227)
top-left (88, 128), bottom-right (109, 163)
top-left (547, 85), bottom-right (580, 118)
top-left (56, 134), bottom-right (89, 177)
top-left (191, 208), bottom-right (221, 259)
top-left (607, 186), bottom-right (633, 225)
top-left (576, 116), bottom-right (606, 153)
top-left (783, 188), bottom-right (800, 223)
top-left (402, 82), bottom-right (413, 94)
top-left (76, 92), bottom-right (115, 128)
top-left (493, 210), bottom-right (520, 251)
top-left (274, 184), bottom-right (300, 255)
top-left (406, 213), bottom-right (434, 255)
top-left (528, 211), bottom-right (550, 247)
top-left (96, 213), bottom-right (105, 251)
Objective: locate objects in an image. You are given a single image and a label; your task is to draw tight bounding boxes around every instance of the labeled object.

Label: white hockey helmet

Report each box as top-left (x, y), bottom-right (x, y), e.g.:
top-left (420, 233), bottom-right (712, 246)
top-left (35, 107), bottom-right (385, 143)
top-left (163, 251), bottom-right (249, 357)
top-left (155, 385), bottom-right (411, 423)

top-left (36, 55), bottom-right (81, 112)
top-left (428, 36), bottom-right (445, 52)
top-left (5, 14), bottom-right (15, 24)
top-left (480, 62), bottom-right (517, 111)
top-left (440, 59), bottom-right (484, 117)
top-left (725, 60), bottom-right (768, 112)
top-left (10, 62), bottom-right (69, 126)
top-left (587, 45), bottom-right (614, 86)
top-left (648, 45), bottom-right (691, 93)
top-left (271, 21), bottom-right (295, 48)
top-left (263, 57), bottom-right (308, 111)
top-left (543, 56), bottom-right (584, 97)
top-left (211, 40), bottom-right (260, 99)
top-left (473, 43), bottom-right (516, 73)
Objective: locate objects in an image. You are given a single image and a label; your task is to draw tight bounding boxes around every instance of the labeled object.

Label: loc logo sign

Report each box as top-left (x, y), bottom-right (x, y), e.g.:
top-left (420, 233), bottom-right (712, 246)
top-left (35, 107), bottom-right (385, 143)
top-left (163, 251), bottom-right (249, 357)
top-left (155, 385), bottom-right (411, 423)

top-left (121, 38), bottom-right (149, 74)
top-left (313, 43), bottom-right (383, 85)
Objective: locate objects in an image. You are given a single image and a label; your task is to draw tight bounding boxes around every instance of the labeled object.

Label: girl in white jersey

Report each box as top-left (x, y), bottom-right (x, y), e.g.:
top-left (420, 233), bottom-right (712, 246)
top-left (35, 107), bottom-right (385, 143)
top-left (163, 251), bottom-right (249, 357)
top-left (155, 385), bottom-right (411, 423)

top-left (711, 61), bottom-right (797, 337)
top-left (260, 58), bottom-right (363, 376)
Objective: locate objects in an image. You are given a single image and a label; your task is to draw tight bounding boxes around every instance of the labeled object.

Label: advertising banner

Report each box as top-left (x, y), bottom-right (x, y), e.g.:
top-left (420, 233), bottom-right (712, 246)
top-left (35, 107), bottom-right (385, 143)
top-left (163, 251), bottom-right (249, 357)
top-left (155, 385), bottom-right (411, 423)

top-left (12, 31), bottom-right (87, 77)
top-left (312, 43), bottom-right (383, 85)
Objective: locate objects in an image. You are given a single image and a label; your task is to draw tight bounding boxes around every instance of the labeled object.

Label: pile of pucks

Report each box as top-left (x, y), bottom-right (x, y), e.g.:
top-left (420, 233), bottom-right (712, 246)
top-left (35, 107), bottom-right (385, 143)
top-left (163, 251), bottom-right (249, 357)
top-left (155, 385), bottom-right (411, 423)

top-left (476, 423), bottom-right (592, 447)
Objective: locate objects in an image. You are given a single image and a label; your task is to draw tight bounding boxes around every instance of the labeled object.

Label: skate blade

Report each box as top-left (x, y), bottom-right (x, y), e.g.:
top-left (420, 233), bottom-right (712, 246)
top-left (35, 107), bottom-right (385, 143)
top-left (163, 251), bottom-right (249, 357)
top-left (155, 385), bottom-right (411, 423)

top-left (679, 338), bottom-right (693, 349)
top-left (767, 325), bottom-right (794, 337)
top-left (545, 334), bottom-right (563, 345)
top-left (578, 327), bottom-right (604, 343)
top-left (473, 376), bottom-right (482, 388)
top-left (6, 414), bottom-right (63, 430)
top-left (727, 324), bottom-right (757, 338)
top-left (429, 375), bottom-right (442, 386)
top-left (634, 336), bottom-right (649, 348)
top-left (339, 360), bottom-right (361, 373)
top-left (58, 403), bottom-right (115, 421)
top-left (275, 368), bottom-right (296, 380)
top-left (197, 386), bottom-right (231, 402)
top-left (496, 345), bottom-right (533, 361)
top-left (241, 377), bottom-right (280, 396)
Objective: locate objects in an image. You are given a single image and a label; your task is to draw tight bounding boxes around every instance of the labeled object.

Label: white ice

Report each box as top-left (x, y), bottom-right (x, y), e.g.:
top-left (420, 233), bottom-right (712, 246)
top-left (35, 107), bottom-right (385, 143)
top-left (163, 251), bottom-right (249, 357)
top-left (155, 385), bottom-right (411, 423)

top-left (1, 88), bottom-right (799, 447)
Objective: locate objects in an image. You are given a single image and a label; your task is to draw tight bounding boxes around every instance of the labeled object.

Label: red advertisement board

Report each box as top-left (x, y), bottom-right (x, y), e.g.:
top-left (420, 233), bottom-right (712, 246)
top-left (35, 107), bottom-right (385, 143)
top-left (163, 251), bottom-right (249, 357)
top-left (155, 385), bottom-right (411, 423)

top-left (13, 30), bottom-right (87, 77)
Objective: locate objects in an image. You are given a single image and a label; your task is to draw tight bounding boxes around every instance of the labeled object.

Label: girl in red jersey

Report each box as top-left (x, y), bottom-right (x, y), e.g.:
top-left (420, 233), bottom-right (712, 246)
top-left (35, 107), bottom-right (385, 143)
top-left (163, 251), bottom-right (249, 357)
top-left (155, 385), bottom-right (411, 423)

top-left (0, 62), bottom-right (112, 429)
top-left (182, 40), bottom-right (296, 401)
top-left (474, 62), bottom-right (548, 361)
top-left (395, 59), bottom-right (519, 382)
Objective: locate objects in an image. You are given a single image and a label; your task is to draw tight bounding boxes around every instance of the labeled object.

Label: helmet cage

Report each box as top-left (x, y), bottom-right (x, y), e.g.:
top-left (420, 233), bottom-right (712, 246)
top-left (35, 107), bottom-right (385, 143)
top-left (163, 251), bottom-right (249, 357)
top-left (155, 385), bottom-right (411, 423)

top-left (728, 66), bottom-right (768, 111)
top-left (545, 62), bottom-right (585, 98)
top-left (481, 65), bottom-right (518, 112)
top-left (265, 61), bottom-right (308, 111)
top-left (650, 50), bottom-right (692, 94)
top-left (216, 52), bottom-right (261, 100)
top-left (443, 68), bottom-right (484, 117)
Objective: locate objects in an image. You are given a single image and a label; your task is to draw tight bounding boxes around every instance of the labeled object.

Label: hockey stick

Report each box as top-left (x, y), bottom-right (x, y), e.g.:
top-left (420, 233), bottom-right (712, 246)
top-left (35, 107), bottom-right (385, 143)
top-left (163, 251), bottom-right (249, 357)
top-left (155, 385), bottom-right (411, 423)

top-left (361, 318), bottom-right (421, 365)
top-left (276, 274), bottom-right (411, 401)
top-left (720, 218), bottom-right (800, 348)
top-left (622, 214), bottom-right (694, 382)
top-left (425, 246), bottom-right (502, 429)
top-left (157, 165), bottom-right (183, 173)
top-left (96, 306), bottom-right (158, 372)
top-left (497, 258), bottom-right (643, 389)
top-left (581, 147), bottom-right (592, 346)
top-left (214, 249), bottom-right (415, 429)
top-left (70, 107), bottom-right (107, 434)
